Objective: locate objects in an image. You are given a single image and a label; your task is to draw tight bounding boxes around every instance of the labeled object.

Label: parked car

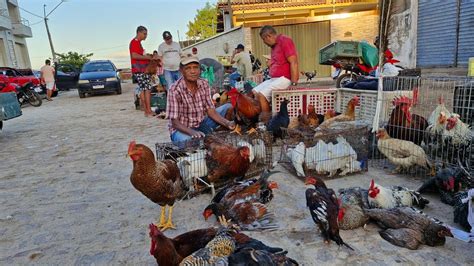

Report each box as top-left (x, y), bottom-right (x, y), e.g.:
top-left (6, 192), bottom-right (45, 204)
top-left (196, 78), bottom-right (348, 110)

top-left (77, 60), bottom-right (121, 98)
top-left (55, 63), bottom-right (80, 91)
top-left (0, 91), bottom-right (22, 131)
top-left (0, 67), bottom-right (41, 86)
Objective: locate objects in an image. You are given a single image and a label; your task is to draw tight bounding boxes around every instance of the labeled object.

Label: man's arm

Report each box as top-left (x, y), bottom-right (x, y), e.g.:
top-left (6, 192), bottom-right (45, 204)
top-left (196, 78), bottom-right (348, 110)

top-left (206, 108), bottom-right (235, 130)
top-left (131, 52), bottom-right (153, 61)
top-left (288, 55), bottom-right (299, 89)
top-left (171, 119), bottom-right (205, 138)
top-left (230, 50), bottom-right (239, 64)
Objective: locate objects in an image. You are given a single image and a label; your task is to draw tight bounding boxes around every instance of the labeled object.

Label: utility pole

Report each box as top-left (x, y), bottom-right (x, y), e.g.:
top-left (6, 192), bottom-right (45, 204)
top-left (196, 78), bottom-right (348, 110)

top-left (43, 1), bottom-right (67, 63)
top-left (44, 5), bottom-right (56, 62)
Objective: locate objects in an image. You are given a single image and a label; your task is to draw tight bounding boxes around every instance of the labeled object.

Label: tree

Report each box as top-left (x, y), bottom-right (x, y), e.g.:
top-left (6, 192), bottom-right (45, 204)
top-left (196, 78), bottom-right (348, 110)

top-left (186, 2), bottom-right (217, 40)
top-left (56, 51), bottom-right (93, 69)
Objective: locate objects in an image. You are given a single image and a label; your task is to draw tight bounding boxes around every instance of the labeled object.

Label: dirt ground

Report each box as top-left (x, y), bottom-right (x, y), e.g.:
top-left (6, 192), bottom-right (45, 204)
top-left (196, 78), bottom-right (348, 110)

top-left (0, 81), bottom-right (472, 265)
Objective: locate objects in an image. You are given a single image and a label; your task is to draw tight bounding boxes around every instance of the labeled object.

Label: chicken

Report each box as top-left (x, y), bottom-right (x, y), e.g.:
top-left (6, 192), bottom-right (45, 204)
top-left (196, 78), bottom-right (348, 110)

top-left (296, 109), bottom-right (310, 128)
top-left (365, 207), bottom-right (453, 250)
top-left (307, 104), bottom-right (322, 127)
top-left (211, 170), bottom-right (279, 206)
top-left (301, 70), bottom-right (317, 81)
top-left (453, 190), bottom-right (473, 232)
top-left (337, 187), bottom-right (370, 230)
top-left (305, 177), bottom-right (353, 250)
top-left (267, 98), bottom-right (290, 141)
top-left (318, 96), bottom-right (360, 129)
top-left (180, 219), bottom-right (238, 265)
top-left (444, 113), bottom-right (472, 146)
top-left (427, 96), bottom-right (451, 133)
top-left (149, 224), bottom-right (217, 266)
top-left (227, 87), bottom-right (262, 135)
top-left (323, 109), bottom-right (340, 121)
top-left (203, 201), bottom-right (278, 231)
top-left (204, 135), bottom-right (251, 184)
top-left (176, 150), bottom-right (208, 190)
top-left (385, 90), bottom-right (428, 145)
top-left (368, 179), bottom-right (430, 209)
top-left (228, 248), bottom-right (298, 266)
top-left (376, 128), bottom-right (432, 173)
top-left (286, 142), bottom-right (305, 177)
top-left (128, 141), bottom-right (184, 230)
top-left (237, 140), bottom-right (255, 163)
top-left (417, 165), bottom-right (466, 200)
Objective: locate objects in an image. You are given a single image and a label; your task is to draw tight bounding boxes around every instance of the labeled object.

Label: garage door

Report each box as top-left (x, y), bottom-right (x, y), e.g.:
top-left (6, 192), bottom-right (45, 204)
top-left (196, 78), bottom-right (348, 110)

top-left (457, 0), bottom-right (474, 66)
top-left (251, 21), bottom-right (331, 77)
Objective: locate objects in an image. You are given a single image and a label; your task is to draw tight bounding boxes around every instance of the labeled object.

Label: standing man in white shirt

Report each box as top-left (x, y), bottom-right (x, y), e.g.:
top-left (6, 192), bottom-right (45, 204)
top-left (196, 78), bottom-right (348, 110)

top-left (40, 59), bottom-right (55, 101)
top-left (158, 31), bottom-right (182, 90)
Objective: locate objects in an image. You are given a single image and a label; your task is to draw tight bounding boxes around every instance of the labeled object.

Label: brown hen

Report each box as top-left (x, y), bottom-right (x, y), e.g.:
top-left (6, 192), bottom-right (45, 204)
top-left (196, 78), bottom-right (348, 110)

top-left (128, 141), bottom-right (184, 230)
top-left (319, 96), bottom-right (360, 128)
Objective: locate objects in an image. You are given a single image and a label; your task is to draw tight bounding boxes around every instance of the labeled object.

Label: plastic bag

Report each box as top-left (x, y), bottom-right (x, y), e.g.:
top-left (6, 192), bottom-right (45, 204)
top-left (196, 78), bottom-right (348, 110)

top-left (359, 42), bottom-right (379, 67)
top-left (200, 65), bottom-right (215, 86)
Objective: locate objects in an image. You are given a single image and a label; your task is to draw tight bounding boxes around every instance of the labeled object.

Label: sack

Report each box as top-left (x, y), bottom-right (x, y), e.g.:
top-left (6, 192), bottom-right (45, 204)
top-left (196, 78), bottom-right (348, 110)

top-left (359, 42), bottom-right (379, 68)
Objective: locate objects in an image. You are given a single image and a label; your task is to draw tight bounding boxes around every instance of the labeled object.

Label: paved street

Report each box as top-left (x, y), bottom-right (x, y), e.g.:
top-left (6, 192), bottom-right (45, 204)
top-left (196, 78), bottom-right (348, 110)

top-left (0, 82), bottom-right (472, 265)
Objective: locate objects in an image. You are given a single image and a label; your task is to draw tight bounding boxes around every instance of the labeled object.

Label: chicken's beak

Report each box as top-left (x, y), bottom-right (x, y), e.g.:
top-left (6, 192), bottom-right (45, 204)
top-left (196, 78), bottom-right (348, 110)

top-left (268, 181), bottom-right (279, 189)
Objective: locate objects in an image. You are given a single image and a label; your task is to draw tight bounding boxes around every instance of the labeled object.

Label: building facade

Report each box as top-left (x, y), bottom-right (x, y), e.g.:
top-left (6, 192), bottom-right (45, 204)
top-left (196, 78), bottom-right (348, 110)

top-left (0, 0), bottom-right (33, 68)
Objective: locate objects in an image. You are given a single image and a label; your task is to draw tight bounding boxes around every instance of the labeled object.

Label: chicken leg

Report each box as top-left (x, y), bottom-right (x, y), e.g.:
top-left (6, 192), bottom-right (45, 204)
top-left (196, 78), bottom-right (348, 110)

top-left (160, 205), bottom-right (176, 231)
top-left (156, 206), bottom-right (167, 229)
top-left (231, 124), bottom-right (242, 135)
top-left (246, 127), bottom-right (257, 135)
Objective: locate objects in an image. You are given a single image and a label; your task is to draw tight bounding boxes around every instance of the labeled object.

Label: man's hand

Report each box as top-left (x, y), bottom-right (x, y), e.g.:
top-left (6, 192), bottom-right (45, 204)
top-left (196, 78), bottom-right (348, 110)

top-left (189, 130), bottom-right (205, 139)
top-left (226, 121), bottom-right (236, 130)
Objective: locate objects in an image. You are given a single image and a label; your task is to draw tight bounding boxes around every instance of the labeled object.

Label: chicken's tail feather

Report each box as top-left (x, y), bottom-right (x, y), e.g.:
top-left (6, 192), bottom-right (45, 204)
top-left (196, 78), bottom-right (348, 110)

top-left (240, 213), bottom-right (279, 231)
top-left (334, 234), bottom-right (354, 251)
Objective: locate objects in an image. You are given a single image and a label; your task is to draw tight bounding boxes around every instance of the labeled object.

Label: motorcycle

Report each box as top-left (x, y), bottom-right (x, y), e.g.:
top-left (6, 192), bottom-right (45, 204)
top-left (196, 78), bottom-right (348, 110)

top-left (0, 81), bottom-right (42, 107)
top-left (34, 84), bottom-right (58, 99)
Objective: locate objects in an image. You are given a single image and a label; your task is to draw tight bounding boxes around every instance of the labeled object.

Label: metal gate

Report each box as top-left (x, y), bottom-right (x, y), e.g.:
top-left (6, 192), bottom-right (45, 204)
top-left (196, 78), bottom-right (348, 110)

top-left (250, 21), bottom-right (331, 77)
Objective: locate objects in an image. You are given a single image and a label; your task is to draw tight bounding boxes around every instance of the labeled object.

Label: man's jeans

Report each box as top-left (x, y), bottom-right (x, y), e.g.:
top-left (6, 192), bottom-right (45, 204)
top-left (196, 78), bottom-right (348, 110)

top-left (170, 103), bottom-right (232, 145)
top-left (164, 70), bottom-right (181, 90)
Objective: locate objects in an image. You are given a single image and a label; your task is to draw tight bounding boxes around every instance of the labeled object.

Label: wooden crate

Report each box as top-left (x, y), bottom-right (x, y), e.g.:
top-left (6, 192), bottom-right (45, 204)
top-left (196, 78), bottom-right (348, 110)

top-left (272, 88), bottom-right (337, 118)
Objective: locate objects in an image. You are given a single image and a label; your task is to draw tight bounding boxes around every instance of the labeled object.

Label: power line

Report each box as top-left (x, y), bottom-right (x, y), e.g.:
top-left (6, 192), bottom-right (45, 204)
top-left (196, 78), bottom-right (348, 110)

top-left (30, 20), bottom-right (44, 26)
top-left (19, 6), bottom-right (43, 19)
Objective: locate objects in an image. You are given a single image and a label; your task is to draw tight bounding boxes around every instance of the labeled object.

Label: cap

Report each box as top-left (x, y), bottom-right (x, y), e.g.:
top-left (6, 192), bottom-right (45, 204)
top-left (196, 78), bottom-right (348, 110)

top-left (192, 47), bottom-right (198, 52)
top-left (162, 31), bottom-right (172, 39)
top-left (236, 44), bottom-right (245, 50)
top-left (262, 54), bottom-right (271, 60)
top-left (180, 53), bottom-right (200, 66)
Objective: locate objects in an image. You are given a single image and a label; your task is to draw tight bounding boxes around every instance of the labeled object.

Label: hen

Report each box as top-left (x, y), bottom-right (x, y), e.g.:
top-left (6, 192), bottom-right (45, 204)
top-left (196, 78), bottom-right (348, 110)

top-left (286, 142), bottom-right (306, 177)
top-left (307, 104), bottom-right (322, 127)
top-left (365, 207), bottom-right (453, 250)
top-left (385, 90), bottom-right (428, 145)
top-left (204, 135), bottom-right (251, 184)
top-left (305, 177), bottom-right (353, 250)
top-left (149, 224), bottom-right (217, 265)
top-left (267, 98), bottom-right (290, 141)
top-left (128, 141), bottom-right (184, 230)
top-left (337, 187), bottom-right (370, 230)
top-left (301, 70), bottom-right (317, 81)
top-left (376, 128), bottom-right (432, 173)
top-left (318, 96), bottom-right (360, 129)
top-left (227, 87), bottom-right (262, 135)
top-left (368, 179), bottom-right (429, 209)
top-left (417, 165), bottom-right (467, 204)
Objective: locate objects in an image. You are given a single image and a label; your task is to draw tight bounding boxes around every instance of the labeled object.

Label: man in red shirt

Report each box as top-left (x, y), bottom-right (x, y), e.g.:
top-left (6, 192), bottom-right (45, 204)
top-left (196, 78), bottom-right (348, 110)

top-left (166, 53), bottom-right (235, 144)
top-left (129, 26), bottom-right (156, 117)
top-left (253, 25), bottom-right (299, 114)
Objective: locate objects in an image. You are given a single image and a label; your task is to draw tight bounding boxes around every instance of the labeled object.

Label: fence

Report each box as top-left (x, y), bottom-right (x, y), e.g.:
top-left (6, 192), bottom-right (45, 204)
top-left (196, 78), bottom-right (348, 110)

top-left (371, 76), bottom-right (473, 175)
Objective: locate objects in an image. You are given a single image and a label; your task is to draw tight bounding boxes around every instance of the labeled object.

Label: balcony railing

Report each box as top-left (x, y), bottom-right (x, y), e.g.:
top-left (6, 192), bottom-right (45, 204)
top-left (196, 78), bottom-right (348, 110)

top-left (218, 0), bottom-right (378, 10)
top-left (12, 18), bottom-right (32, 37)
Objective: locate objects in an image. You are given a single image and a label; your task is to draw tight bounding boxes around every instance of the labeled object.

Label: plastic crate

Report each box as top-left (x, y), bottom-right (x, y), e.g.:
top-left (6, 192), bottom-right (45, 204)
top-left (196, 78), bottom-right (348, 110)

top-left (272, 88), bottom-right (337, 118)
top-left (319, 41), bottom-right (361, 65)
top-left (246, 73), bottom-right (263, 85)
top-left (151, 92), bottom-right (167, 111)
top-left (336, 88), bottom-right (413, 125)
top-left (155, 131), bottom-right (273, 199)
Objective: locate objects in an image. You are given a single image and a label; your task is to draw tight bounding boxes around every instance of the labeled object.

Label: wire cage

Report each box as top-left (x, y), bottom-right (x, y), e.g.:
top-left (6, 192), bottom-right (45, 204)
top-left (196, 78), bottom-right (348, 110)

top-left (280, 121), bottom-right (370, 180)
top-left (155, 131), bottom-right (273, 198)
top-left (370, 76), bottom-right (474, 176)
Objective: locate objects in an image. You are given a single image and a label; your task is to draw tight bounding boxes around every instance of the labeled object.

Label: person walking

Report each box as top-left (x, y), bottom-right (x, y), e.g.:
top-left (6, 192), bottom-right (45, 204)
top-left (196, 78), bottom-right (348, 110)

top-left (158, 31), bottom-right (182, 90)
top-left (230, 44), bottom-right (252, 82)
top-left (253, 25), bottom-right (299, 115)
top-left (129, 25), bottom-right (156, 117)
top-left (40, 59), bottom-right (55, 101)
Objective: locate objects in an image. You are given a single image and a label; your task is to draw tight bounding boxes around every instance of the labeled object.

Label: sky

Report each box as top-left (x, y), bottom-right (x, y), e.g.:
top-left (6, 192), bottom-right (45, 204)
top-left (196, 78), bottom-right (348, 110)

top-left (20, 0), bottom-right (215, 69)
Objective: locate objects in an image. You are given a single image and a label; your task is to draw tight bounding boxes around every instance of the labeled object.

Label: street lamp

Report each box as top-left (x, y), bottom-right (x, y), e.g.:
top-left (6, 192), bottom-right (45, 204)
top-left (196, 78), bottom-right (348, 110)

top-left (43, 0), bottom-right (67, 63)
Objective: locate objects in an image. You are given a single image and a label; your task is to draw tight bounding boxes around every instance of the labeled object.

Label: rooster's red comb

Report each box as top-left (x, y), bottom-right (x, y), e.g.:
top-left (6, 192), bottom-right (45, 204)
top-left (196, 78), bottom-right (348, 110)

top-left (392, 96), bottom-right (412, 106)
top-left (369, 179), bottom-right (375, 190)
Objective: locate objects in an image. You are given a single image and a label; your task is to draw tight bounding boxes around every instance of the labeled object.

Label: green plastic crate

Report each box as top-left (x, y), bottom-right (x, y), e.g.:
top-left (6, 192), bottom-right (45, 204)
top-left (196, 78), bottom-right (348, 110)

top-left (319, 41), bottom-right (362, 65)
top-left (151, 92), bottom-right (166, 110)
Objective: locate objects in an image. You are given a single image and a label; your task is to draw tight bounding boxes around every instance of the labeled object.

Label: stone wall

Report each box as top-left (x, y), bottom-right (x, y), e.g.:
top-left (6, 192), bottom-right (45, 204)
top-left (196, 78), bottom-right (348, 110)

top-left (387, 0), bottom-right (417, 68)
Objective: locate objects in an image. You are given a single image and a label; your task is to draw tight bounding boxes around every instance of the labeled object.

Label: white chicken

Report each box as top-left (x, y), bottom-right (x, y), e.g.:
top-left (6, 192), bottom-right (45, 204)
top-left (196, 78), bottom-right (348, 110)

top-left (376, 128), bottom-right (431, 173)
top-left (176, 149), bottom-right (208, 190)
top-left (286, 142), bottom-right (305, 177)
top-left (305, 137), bottom-right (361, 177)
top-left (428, 97), bottom-right (451, 127)
top-left (367, 180), bottom-right (430, 209)
top-left (251, 138), bottom-right (266, 163)
top-left (444, 113), bottom-right (472, 146)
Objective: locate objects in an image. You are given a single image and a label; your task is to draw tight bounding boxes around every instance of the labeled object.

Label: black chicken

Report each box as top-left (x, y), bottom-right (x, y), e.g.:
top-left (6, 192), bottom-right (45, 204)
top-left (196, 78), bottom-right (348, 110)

top-left (301, 70), bottom-right (317, 81)
top-left (417, 166), bottom-right (468, 205)
top-left (267, 98), bottom-right (290, 141)
top-left (305, 177), bottom-right (353, 250)
top-left (453, 190), bottom-right (472, 232)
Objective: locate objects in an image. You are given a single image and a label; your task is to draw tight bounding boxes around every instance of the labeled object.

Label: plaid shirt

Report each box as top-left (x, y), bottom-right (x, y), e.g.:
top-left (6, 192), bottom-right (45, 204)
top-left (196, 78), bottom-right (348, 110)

top-left (166, 77), bottom-right (214, 134)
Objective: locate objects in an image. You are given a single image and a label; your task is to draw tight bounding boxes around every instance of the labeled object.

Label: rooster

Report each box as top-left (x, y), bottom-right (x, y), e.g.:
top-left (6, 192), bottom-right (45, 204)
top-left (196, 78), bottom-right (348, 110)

top-left (376, 128), bottom-right (432, 173)
top-left (337, 187), bottom-right (370, 230)
top-left (227, 87), bottom-right (262, 135)
top-left (386, 89), bottom-right (428, 145)
top-left (445, 113), bottom-right (472, 147)
top-left (149, 224), bottom-right (217, 265)
top-left (267, 98), bottom-right (290, 141)
top-left (128, 141), bottom-right (184, 230)
top-left (367, 180), bottom-right (429, 209)
top-left (318, 96), bottom-right (360, 129)
top-left (305, 177), bottom-right (353, 250)
top-left (301, 70), bottom-right (317, 81)
top-left (365, 207), bottom-right (453, 250)
top-left (204, 135), bottom-right (251, 184)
